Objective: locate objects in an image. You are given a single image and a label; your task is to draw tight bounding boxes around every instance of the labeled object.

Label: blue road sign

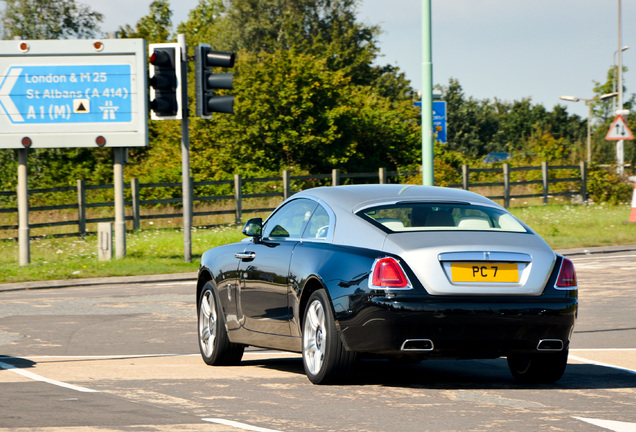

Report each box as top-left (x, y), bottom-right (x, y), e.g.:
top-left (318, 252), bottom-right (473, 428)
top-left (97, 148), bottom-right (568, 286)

top-left (432, 101), bottom-right (447, 143)
top-left (414, 100), bottom-right (447, 143)
top-left (0, 64), bottom-right (132, 124)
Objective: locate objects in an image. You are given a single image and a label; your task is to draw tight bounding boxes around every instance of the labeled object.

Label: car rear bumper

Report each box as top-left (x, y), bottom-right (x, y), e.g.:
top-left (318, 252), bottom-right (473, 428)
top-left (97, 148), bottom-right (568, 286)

top-left (337, 296), bottom-right (578, 358)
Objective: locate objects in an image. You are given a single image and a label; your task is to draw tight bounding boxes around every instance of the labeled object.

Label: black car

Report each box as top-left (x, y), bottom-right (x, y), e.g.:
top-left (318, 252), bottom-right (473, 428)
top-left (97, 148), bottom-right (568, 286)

top-left (197, 185), bottom-right (578, 384)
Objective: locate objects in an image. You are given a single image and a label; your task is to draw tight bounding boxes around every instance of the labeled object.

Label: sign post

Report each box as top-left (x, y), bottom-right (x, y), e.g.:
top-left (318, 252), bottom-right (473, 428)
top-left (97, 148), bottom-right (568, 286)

top-left (0, 39), bottom-right (147, 264)
top-left (0, 39), bottom-right (147, 148)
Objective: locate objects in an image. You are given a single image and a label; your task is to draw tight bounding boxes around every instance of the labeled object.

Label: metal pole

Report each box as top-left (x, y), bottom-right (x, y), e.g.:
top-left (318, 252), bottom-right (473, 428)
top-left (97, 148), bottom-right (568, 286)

top-left (113, 147), bottom-right (126, 259)
top-left (617, 0), bottom-right (624, 174)
top-left (586, 102), bottom-right (592, 164)
top-left (17, 149), bottom-right (30, 265)
top-left (421, 0), bottom-right (434, 185)
top-left (178, 33), bottom-right (192, 263)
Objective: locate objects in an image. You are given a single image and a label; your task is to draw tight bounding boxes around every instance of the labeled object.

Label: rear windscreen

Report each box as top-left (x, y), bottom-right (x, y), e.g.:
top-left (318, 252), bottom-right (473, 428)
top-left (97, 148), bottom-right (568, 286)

top-left (358, 203), bottom-right (528, 233)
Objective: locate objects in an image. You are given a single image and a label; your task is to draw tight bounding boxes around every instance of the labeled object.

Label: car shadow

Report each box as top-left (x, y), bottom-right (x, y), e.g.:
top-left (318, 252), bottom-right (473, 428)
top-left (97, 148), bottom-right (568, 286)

top-left (242, 356), bottom-right (636, 389)
top-left (0, 355), bottom-right (36, 369)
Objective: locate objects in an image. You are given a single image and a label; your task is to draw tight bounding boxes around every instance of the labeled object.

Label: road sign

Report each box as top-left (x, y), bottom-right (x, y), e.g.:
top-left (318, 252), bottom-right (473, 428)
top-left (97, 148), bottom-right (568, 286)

top-left (414, 100), bottom-right (447, 143)
top-left (432, 100), bottom-right (447, 143)
top-left (1, 64), bottom-right (133, 124)
top-left (0, 39), bottom-right (147, 149)
top-left (606, 115), bottom-right (634, 141)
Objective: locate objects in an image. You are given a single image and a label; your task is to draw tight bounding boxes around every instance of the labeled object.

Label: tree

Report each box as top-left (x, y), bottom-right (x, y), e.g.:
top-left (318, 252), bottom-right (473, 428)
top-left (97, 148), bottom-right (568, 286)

top-left (441, 78), bottom-right (586, 161)
top-left (1, 0), bottom-right (103, 40)
top-left (184, 48), bottom-right (419, 178)
top-left (171, 0), bottom-right (419, 179)
top-left (176, 0), bottom-right (225, 46)
top-left (118, 0), bottom-right (173, 43)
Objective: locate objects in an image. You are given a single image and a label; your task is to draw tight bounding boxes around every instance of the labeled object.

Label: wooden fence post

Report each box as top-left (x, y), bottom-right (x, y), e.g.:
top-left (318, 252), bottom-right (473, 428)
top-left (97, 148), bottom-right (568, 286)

top-left (580, 161), bottom-right (587, 202)
top-left (503, 163), bottom-right (510, 209)
top-left (379, 167), bottom-right (386, 184)
top-left (542, 161), bottom-right (549, 204)
top-left (77, 179), bottom-right (86, 237)
top-left (332, 169), bottom-right (340, 186)
top-left (234, 174), bottom-right (242, 225)
top-left (462, 165), bottom-right (470, 190)
top-left (131, 178), bottom-right (140, 231)
top-left (283, 170), bottom-right (290, 200)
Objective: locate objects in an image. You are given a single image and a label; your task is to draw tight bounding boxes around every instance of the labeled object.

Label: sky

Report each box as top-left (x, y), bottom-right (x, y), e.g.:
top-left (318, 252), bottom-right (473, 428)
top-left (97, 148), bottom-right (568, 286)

top-left (78, 0), bottom-right (636, 119)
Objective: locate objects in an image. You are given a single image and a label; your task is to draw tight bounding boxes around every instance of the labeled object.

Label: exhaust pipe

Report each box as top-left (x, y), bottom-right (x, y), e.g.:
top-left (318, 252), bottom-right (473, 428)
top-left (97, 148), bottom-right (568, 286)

top-left (537, 339), bottom-right (564, 351)
top-left (401, 339), bottom-right (434, 352)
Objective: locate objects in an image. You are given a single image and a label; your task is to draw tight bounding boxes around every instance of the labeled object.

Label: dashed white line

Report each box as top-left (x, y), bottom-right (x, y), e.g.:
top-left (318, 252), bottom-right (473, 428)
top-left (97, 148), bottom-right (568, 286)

top-left (203, 418), bottom-right (283, 432)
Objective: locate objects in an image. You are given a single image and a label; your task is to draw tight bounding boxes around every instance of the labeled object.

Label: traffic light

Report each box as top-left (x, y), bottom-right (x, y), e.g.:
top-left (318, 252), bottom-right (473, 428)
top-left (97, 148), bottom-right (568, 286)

top-left (148, 43), bottom-right (182, 120)
top-left (194, 43), bottom-right (236, 119)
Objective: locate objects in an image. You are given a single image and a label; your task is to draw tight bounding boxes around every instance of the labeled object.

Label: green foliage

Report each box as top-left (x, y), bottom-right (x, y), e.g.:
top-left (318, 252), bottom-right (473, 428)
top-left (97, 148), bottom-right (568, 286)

top-left (188, 48), bottom-right (419, 177)
top-left (176, 0), bottom-right (225, 45)
top-left (118, 0), bottom-right (174, 43)
top-left (441, 78), bottom-right (587, 160)
top-left (1, 0), bottom-right (103, 39)
top-left (175, 0), bottom-right (419, 179)
top-left (586, 165), bottom-right (634, 204)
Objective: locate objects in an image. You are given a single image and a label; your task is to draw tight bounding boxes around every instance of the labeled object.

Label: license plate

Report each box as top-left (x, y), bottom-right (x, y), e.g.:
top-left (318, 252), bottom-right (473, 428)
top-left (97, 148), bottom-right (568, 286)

top-left (451, 262), bottom-right (519, 283)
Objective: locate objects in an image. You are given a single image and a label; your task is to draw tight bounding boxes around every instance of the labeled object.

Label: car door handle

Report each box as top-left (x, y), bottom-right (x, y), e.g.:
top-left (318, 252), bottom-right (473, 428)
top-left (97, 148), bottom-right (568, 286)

top-left (235, 252), bottom-right (256, 260)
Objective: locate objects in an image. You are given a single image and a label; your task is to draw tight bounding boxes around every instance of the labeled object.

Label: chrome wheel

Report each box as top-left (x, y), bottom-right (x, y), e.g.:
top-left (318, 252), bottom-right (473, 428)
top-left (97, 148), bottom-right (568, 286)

top-left (303, 298), bottom-right (327, 376)
top-left (302, 289), bottom-right (357, 384)
top-left (197, 281), bottom-right (244, 366)
top-left (199, 288), bottom-right (217, 359)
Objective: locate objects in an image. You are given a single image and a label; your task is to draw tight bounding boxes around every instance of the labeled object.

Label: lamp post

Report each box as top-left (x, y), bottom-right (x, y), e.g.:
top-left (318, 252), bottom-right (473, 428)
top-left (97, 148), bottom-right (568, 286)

top-left (559, 92), bottom-right (618, 164)
top-left (613, 45), bottom-right (629, 111)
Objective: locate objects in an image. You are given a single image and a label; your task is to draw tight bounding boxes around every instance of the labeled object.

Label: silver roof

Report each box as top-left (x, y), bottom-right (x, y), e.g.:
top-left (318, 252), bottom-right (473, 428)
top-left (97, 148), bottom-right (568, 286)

top-left (290, 185), bottom-right (508, 249)
top-left (294, 184), bottom-right (502, 213)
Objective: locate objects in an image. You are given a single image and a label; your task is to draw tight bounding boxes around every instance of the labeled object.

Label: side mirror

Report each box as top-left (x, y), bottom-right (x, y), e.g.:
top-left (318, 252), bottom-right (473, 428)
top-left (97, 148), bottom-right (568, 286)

top-left (242, 218), bottom-right (262, 241)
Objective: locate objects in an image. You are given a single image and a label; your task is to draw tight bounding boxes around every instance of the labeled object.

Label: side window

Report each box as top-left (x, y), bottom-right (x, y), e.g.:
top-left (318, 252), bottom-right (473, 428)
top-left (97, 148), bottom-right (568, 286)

top-left (302, 204), bottom-right (331, 239)
top-left (262, 199), bottom-right (317, 239)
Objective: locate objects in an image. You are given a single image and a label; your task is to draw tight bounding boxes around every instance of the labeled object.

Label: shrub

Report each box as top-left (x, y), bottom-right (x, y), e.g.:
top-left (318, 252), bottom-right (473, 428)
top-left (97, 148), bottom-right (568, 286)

top-left (586, 165), bottom-right (634, 204)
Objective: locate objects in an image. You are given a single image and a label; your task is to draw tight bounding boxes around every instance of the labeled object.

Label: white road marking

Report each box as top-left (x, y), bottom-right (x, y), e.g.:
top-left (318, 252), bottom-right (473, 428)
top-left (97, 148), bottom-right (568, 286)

top-left (569, 355), bottom-right (636, 375)
top-left (575, 417), bottom-right (636, 432)
top-left (0, 360), bottom-right (98, 393)
top-left (571, 349), bottom-right (636, 352)
top-left (203, 418), bottom-right (283, 432)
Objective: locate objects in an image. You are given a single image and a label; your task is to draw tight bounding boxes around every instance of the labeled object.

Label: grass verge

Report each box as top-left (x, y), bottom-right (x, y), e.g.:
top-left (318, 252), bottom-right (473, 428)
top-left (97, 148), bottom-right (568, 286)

top-left (0, 203), bottom-right (634, 284)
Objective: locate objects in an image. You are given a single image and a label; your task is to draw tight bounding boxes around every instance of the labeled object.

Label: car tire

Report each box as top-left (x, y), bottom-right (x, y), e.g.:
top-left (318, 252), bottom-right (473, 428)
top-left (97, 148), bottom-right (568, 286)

top-left (302, 289), bottom-right (357, 384)
top-left (198, 281), bottom-right (244, 366)
top-left (507, 349), bottom-right (568, 384)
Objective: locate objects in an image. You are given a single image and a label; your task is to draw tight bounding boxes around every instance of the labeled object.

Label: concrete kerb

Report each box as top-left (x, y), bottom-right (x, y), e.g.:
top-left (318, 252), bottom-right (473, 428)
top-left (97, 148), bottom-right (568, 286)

top-left (556, 244), bottom-right (636, 257)
top-left (0, 272), bottom-right (197, 293)
top-left (1, 245), bottom-right (636, 293)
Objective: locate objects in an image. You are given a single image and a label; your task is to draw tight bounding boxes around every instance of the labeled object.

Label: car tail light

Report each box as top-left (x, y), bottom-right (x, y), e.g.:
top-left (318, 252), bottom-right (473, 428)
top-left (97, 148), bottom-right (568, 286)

top-left (556, 258), bottom-right (577, 288)
top-left (370, 257), bottom-right (411, 289)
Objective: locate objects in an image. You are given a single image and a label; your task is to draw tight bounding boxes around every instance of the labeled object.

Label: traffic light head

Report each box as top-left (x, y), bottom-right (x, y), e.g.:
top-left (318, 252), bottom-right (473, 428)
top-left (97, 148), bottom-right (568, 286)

top-left (148, 43), bottom-right (182, 120)
top-left (195, 44), bottom-right (236, 119)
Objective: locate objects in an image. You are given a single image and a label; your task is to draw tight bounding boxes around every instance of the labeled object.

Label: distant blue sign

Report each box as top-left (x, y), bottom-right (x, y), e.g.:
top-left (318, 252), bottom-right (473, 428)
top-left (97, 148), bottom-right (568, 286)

top-left (414, 100), bottom-right (447, 143)
top-left (432, 101), bottom-right (447, 143)
top-left (0, 64), bottom-right (132, 124)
